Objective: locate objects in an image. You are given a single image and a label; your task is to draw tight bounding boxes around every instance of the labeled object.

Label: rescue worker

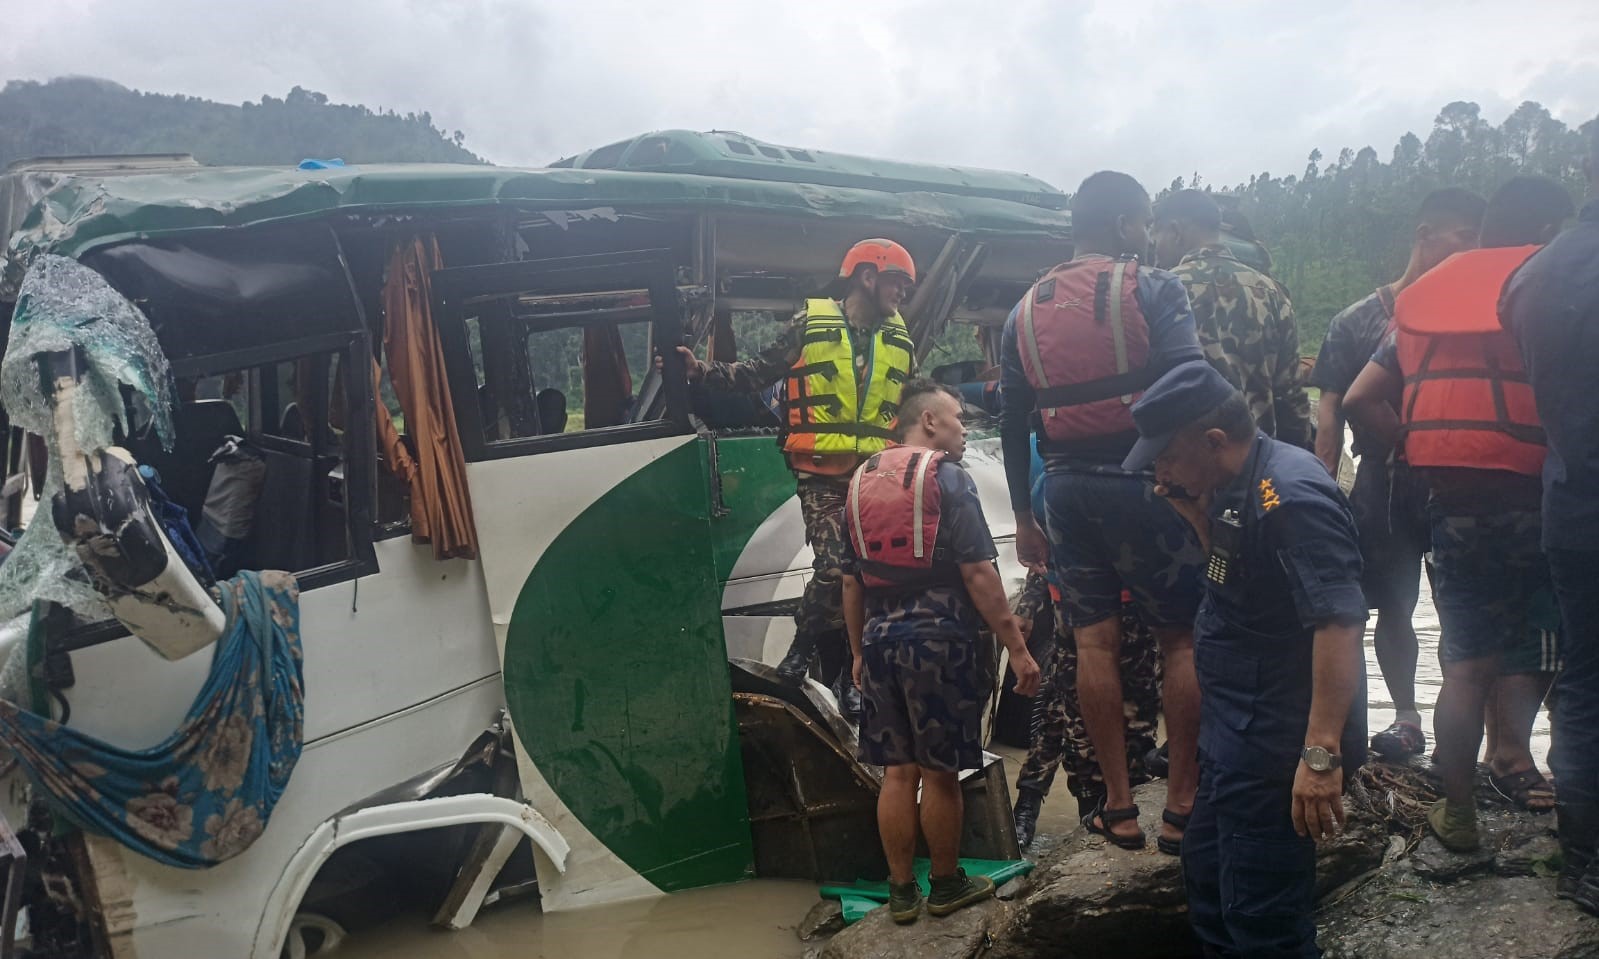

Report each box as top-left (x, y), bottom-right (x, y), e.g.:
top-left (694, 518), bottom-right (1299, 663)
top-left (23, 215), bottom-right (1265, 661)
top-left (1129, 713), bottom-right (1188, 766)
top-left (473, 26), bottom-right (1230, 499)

top-left (680, 239), bottom-right (918, 718)
top-left (1128, 361), bottom-right (1367, 958)
top-left (1345, 176), bottom-right (1574, 851)
top-left (1310, 188), bottom-right (1487, 761)
top-left (842, 379), bottom-right (1041, 923)
top-left (1012, 468), bottom-right (1161, 848)
top-left (1503, 117), bottom-right (1599, 914)
top-left (1001, 170), bottom-right (1205, 854)
top-left (1153, 189), bottom-right (1312, 448)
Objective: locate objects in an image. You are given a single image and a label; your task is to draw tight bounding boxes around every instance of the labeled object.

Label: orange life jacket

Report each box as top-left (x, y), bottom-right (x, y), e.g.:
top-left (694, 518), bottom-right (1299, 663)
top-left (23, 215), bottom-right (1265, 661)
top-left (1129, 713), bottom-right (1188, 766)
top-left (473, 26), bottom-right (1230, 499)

top-left (1394, 246), bottom-right (1546, 477)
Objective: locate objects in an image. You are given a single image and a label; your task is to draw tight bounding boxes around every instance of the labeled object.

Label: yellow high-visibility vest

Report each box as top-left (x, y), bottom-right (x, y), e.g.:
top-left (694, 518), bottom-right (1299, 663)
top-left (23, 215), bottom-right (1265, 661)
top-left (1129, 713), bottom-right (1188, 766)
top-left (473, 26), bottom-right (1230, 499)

top-left (783, 299), bottom-right (914, 458)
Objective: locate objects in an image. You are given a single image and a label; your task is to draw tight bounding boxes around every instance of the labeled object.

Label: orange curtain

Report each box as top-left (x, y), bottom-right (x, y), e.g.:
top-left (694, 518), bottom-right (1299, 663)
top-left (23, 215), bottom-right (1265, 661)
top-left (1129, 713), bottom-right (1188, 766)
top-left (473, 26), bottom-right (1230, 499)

top-left (381, 236), bottom-right (479, 560)
top-left (581, 324), bottom-right (633, 429)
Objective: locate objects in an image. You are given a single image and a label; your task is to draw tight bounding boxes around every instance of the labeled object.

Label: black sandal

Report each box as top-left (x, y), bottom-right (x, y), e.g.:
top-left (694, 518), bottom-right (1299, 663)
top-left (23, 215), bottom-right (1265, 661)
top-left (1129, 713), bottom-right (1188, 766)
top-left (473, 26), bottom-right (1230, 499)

top-left (1081, 797), bottom-right (1145, 850)
top-left (1157, 809), bottom-right (1189, 856)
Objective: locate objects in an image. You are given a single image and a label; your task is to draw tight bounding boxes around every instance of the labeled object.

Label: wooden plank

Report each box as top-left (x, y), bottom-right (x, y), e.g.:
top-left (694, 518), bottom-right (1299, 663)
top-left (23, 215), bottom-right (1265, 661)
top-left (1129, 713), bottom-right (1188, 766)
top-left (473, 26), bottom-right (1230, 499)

top-left (429, 822), bottom-right (523, 931)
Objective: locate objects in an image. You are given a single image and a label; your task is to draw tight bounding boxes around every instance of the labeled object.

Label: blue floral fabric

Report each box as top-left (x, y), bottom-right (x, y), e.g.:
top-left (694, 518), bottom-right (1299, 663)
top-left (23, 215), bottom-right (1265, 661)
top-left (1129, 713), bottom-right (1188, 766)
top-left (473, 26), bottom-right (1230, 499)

top-left (0, 569), bottom-right (304, 868)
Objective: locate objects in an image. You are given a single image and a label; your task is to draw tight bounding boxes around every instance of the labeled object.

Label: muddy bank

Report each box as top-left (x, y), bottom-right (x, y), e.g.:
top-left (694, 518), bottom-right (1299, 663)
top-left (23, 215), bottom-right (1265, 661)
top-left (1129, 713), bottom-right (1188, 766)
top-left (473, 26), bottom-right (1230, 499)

top-left (818, 762), bottom-right (1590, 959)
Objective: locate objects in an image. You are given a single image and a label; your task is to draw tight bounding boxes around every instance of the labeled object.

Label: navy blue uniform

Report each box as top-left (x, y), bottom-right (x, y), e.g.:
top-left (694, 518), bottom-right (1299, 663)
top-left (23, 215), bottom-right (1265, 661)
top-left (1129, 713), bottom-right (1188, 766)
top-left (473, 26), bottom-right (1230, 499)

top-left (1503, 198), bottom-right (1599, 813)
top-left (1183, 434), bottom-right (1368, 959)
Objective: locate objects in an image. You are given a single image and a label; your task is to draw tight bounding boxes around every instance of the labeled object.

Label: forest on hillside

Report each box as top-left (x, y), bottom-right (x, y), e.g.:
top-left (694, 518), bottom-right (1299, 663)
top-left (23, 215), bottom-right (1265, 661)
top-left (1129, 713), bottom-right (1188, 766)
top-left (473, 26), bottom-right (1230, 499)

top-left (0, 77), bottom-right (481, 168)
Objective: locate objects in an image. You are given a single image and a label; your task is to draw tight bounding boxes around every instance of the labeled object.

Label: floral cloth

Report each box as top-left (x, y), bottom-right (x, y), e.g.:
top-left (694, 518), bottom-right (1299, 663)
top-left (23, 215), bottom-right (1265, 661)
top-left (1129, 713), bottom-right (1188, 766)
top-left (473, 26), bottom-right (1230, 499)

top-left (0, 569), bottom-right (304, 868)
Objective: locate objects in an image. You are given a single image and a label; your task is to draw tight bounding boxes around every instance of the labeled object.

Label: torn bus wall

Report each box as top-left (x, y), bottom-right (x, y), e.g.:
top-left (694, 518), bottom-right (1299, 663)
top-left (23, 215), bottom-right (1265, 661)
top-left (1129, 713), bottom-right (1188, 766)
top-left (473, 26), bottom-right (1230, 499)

top-left (0, 254), bottom-right (176, 626)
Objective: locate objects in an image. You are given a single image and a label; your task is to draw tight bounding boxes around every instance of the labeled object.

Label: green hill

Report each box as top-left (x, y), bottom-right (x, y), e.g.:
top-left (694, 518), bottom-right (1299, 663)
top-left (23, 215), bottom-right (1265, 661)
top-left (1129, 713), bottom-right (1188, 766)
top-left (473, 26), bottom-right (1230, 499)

top-left (0, 77), bottom-right (483, 169)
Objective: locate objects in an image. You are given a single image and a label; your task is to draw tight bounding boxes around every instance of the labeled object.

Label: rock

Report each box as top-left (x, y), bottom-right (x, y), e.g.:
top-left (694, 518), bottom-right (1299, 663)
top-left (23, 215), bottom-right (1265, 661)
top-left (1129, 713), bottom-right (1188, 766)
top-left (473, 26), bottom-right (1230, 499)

top-left (799, 900), bottom-right (846, 941)
top-left (995, 877), bottom-right (1031, 901)
top-left (1495, 832), bottom-right (1561, 879)
top-left (819, 900), bottom-right (1006, 959)
top-left (1409, 835), bottom-right (1496, 882)
top-left (1320, 869), bottom-right (1599, 958)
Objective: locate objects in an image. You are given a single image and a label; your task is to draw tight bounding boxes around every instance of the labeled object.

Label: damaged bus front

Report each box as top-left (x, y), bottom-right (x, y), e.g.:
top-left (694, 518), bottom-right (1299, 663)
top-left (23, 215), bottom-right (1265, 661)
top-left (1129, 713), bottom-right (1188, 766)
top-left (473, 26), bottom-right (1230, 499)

top-left (0, 138), bottom-right (1072, 958)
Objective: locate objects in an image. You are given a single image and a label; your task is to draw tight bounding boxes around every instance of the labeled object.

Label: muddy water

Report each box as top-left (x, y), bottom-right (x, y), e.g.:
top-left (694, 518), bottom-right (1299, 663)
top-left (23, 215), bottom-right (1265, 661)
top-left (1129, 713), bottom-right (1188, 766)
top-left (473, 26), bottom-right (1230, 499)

top-left (334, 879), bottom-right (819, 959)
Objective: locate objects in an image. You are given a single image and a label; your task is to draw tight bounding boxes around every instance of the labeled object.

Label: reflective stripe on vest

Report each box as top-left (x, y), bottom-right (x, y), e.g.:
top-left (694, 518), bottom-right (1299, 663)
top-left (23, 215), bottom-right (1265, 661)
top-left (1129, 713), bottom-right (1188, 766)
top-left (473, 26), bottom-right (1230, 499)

top-left (784, 299), bottom-right (914, 457)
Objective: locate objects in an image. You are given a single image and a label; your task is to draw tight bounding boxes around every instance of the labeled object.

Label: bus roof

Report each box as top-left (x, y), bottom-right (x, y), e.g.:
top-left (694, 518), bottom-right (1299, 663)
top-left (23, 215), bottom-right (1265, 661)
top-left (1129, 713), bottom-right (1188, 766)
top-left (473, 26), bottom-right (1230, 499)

top-left (549, 130), bottom-right (1068, 211)
top-left (2, 161), bottom-right (1072, 288)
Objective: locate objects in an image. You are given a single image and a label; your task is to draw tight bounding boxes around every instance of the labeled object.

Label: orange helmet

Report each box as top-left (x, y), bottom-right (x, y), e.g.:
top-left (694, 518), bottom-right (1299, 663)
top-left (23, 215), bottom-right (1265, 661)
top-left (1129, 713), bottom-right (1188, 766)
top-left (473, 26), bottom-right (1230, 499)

top-left (839, 238), bottom-right (916, 284)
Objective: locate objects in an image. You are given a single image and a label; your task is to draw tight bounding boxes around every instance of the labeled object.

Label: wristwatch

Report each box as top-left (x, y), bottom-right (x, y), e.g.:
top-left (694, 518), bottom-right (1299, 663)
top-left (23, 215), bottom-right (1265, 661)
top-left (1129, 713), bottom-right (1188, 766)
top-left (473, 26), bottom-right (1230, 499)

top-left (1301, 745), bottom-right (1342, 772)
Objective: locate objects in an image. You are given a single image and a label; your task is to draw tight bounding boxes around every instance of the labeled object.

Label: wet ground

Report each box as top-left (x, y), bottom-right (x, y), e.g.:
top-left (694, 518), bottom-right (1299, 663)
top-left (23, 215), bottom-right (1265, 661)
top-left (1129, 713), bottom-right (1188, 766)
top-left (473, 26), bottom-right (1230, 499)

top-left (336, 596), bottom-right (1553, 958)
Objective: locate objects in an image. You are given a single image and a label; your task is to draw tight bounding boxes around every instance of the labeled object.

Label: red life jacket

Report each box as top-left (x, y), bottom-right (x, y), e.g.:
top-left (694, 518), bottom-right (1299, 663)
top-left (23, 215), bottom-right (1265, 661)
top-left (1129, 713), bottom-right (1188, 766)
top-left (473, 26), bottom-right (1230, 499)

top-left (1015, 255), bottom-right (1152, 444)
top-left (1395, 246), bottom-right (1546, 477)
top-left (846, 445), bottom-right (959, 590)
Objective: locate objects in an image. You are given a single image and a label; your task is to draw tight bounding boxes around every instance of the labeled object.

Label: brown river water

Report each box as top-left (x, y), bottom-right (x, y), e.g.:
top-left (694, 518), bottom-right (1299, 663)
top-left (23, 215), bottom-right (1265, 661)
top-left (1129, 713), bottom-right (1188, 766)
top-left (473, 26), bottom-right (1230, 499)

top-left (340, 589), bottom-right (1542, 959)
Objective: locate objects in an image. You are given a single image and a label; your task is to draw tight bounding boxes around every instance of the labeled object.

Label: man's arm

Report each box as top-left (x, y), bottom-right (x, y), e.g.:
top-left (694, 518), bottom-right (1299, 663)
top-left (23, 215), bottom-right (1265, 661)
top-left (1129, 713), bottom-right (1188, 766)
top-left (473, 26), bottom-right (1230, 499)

top-left (999, 303), bottom-right (1049, 573)
top-left (1272, 299), bottom-right (1314, 450)
top-left (690, 314), bottom-right (807, 393)
top-left (1315, 391), bottom-right (1346, 476)
top-left (1342, 359), bottom-right (1403, 455)
top-left (843, 574), bottom-right (867, 689)
top-left (1294, 621), bottom-right (1364, 839)
top-left (1143, 270), bottom-right (1206, 373)
top-left (960, 561), bottom-right (1040, 696)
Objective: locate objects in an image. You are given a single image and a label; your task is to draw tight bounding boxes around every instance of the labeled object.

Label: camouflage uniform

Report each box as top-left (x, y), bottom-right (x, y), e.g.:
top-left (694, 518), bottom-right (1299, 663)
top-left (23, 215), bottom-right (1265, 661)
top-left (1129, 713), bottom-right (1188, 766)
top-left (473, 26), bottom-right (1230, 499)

top-left (1013, 572), bottom-right (1162, 801)
top-left (701, 307), bottom-right (916, 680)
top-left (1169, 245), bottom-right (1312, 448)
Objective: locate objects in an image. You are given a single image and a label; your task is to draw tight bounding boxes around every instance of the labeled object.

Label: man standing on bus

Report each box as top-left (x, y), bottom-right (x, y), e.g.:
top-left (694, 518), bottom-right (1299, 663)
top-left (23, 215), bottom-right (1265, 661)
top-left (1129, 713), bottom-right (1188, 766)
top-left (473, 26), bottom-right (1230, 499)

top-left (1001, 171), bottom-right (1206, 855)
top-left (842, 378), bottom-right (1041, 923)
top-left (679, 240), bottom-right (919, 718)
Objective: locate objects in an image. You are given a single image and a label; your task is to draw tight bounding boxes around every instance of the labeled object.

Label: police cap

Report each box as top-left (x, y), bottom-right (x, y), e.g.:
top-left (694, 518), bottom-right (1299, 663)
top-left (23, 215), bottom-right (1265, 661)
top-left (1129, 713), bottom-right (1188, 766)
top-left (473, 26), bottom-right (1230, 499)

top-left (1122, 361), bottom-right (1239, 471)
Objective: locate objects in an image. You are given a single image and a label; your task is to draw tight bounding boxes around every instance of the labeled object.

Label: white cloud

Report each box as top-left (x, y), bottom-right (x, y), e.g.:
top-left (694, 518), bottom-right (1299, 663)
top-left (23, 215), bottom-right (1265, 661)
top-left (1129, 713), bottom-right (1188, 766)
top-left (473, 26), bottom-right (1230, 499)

top-left (3, 0), bottom-right (1596, 193)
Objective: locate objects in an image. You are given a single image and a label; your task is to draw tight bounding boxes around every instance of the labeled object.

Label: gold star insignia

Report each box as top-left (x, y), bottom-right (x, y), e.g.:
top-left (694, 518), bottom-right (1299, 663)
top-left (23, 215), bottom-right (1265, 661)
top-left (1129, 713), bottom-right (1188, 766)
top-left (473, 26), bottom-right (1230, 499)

top-left (1259, 478), bottom-right (1281, 512)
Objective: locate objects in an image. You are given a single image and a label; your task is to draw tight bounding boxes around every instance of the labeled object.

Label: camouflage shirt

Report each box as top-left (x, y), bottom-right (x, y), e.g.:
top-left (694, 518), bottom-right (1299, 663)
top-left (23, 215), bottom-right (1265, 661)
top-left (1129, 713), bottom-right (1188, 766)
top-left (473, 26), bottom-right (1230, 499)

top-left (1170, 245), bottom-right (1312, 449)
top-left (700, 305), bottom-right (915, 394)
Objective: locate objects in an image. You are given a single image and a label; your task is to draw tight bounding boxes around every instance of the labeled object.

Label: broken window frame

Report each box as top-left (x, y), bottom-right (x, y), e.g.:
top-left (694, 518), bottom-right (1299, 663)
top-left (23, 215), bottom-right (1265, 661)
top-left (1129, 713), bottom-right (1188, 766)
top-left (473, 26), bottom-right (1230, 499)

top-left (433, 250), bottom-right (693, 462)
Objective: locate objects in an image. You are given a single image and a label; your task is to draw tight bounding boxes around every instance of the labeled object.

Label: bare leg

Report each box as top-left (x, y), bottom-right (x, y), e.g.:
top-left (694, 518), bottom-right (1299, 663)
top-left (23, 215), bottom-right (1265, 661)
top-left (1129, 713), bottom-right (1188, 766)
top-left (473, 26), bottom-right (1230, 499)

top-left (1488, 673), bottom-right (1556, 811)
top-left (1374, 605), bottom-right (1421, 722)
top-left (1434, 657), bottom-right (1499, 809)
top-left (1075, 615), bottom-right (1140, 840)
top-left (1154, 625), bottom-right (1200, 844)
top-left (879, 764), bottom-right (921, 884)
top-left (920, 768), bottom-right (965, 878)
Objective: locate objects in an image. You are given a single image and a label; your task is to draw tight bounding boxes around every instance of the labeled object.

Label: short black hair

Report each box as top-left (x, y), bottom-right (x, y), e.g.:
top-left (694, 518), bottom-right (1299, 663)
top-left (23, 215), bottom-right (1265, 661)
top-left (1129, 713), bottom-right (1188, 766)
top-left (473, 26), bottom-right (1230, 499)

top-left (1153, 189), bottom-right (1222, 232)
top-left (893, 377), bottom-right (960, 441)
top-left (1185, 390), bottom-right (1254, 444)
top-left (1071, 171), bottom-right (1150, 244)
top-left (1416, 187), bottom-right (1487, 230)
top-left (1480, 176), bottom-right (1575, 248)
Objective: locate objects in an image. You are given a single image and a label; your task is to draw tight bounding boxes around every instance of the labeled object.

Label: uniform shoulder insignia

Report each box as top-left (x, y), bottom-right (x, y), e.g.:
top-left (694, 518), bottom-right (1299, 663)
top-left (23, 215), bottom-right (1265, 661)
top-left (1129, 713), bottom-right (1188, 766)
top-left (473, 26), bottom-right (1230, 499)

top-left (1259, 477), bottom-right (1281, 512)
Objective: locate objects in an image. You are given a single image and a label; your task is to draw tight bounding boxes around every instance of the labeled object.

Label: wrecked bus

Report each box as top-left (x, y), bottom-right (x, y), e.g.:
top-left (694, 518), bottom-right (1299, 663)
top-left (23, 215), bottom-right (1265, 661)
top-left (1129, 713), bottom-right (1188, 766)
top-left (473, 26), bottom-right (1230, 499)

top-left (0, 136), bottom-right (1076, 958)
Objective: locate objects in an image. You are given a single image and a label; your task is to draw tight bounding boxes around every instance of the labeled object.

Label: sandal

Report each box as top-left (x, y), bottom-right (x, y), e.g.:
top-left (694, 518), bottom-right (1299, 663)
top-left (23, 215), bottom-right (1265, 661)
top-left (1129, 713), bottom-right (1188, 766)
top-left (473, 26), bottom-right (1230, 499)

top-left (1490, 767), bottom-right (1556, 813)
top-left (1157, 809), bottom-right (1189, 856)
top-left (1081, 797), bottom-right (1145, 850)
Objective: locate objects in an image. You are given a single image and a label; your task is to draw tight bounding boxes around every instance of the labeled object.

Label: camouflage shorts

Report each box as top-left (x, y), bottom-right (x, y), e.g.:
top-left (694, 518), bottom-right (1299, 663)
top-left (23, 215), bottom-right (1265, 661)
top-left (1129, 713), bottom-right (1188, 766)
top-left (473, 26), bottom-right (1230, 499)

top-left (1428, 506), bottom-right (1558, 669)
top-left (1041, 470), bottom-right (1203, 628)
top-left (795, 475), bottom-right (849, 641)
top-left (859, 637), bottom-right (984, 772)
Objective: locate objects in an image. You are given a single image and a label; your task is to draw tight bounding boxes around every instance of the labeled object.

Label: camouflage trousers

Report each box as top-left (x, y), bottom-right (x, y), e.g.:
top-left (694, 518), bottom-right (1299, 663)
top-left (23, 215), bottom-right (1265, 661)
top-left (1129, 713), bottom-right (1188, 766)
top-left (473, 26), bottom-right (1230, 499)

top-left (1016, 602), bottom-right (1162, 801)
top-left (795, 475), bottom-right (850, 680)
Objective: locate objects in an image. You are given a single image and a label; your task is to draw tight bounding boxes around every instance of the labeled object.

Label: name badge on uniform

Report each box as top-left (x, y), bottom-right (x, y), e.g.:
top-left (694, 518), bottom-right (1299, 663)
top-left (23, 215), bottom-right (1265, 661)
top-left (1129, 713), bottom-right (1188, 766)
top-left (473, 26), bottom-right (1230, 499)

top-left (1206, 508), bottom-right (1243, 586)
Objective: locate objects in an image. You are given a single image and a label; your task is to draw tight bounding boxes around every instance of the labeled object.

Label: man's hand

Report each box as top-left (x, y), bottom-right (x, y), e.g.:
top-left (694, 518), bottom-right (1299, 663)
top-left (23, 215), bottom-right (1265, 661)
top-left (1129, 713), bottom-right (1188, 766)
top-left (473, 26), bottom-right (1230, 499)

top-left (1014, 513), bottom-right (1049, 574)
top-left (1010, 647), bottom-right (1042, 697)
top-left (1154, 484), bottom-right (1212, 550)
top-left (852, 654), bottom-right (863, 691)
top-left (1291, 761), bottom-right (1345, 841)
top-left (654, 345), bottom-right (706, 383)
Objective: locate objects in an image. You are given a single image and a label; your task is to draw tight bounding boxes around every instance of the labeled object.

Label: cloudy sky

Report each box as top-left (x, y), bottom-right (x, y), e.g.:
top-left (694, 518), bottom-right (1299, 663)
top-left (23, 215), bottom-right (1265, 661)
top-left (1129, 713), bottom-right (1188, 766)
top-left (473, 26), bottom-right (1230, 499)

top-left (4, 0), bottom-right (1597, 192)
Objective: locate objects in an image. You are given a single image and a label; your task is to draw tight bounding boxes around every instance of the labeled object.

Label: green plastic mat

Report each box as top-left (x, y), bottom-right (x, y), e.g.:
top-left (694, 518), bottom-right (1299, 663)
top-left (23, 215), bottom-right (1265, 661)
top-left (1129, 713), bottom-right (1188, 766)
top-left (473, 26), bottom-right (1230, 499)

top-left (819, 858), bottom-right (1033, 923)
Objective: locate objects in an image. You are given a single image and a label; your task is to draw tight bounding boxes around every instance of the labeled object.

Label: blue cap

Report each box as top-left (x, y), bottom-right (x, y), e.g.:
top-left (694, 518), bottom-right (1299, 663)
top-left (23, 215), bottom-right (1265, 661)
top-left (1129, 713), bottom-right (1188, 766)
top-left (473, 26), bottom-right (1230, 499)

top-left (1121, 361), bottom-right (1240, 471)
